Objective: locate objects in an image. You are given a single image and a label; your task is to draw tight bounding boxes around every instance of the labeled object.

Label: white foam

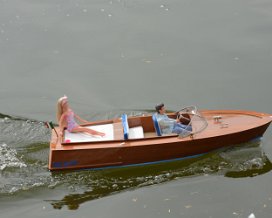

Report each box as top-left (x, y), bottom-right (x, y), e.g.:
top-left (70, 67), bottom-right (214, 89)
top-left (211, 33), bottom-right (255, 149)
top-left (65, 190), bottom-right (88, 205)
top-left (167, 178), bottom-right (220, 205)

top-left (0, 143), bottom-right (27, 170)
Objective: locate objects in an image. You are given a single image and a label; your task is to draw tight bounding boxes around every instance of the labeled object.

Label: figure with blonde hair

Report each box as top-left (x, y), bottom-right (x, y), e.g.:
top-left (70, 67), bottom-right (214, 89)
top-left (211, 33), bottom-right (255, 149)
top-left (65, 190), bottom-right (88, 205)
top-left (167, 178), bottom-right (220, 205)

top-left (57, 96), bottom-right (105, 137)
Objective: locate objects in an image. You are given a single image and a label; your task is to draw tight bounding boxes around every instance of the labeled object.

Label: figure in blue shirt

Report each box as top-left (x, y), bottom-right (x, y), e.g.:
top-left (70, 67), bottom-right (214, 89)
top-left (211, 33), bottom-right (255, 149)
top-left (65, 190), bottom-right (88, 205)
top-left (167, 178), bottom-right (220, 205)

top-left (155, 103), bottom-right (192, 135)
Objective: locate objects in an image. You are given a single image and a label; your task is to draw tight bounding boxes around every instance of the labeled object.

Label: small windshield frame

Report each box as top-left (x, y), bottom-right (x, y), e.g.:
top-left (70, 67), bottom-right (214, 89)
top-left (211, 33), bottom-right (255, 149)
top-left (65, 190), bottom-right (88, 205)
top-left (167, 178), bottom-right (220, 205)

top-left (177, 106), bottom-right (208, 138)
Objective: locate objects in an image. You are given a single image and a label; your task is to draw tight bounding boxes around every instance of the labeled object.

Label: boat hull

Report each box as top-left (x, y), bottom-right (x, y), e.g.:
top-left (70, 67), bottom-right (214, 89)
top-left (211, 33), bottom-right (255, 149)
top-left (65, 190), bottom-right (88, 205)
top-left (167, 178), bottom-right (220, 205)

top-left (49, 110), bottom-right (272, 171)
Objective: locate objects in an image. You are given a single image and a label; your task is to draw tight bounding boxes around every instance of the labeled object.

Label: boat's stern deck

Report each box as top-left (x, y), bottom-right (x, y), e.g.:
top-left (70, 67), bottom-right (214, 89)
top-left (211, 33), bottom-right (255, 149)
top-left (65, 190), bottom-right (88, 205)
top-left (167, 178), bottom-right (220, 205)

top-left (64, 123), bottom-right (115, 143)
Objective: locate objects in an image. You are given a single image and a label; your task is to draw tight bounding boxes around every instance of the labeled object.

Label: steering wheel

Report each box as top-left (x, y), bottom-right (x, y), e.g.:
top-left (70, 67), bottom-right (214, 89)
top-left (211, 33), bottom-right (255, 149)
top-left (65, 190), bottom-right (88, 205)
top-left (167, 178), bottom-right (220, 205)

top-left (176, 111), bottom-right (191, 125)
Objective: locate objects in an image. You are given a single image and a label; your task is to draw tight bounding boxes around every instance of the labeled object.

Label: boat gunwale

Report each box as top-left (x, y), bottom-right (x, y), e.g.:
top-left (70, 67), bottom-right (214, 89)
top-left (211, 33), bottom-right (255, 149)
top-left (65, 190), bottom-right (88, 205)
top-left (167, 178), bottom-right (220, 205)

top-left (201, 109), bottom-right (272, 118)
top-left (50, 109), bottom-right (272, 148)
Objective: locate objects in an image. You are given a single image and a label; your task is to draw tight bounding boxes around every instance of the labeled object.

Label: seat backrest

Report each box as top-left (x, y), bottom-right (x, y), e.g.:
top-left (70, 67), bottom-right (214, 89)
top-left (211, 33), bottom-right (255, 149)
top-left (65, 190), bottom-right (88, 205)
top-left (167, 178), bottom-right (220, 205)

top-left (121, 114), bottom-right (129, 140)
top-left (152, 114), bottom-right (162, 136)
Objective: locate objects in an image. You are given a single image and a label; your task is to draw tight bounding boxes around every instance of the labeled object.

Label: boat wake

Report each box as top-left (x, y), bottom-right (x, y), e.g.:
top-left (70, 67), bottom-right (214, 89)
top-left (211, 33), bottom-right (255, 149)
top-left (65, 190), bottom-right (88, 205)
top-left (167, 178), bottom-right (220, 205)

top-left (0, 111), bottom-right (271, 210)
top-left (0, 143), bottom-right (27, 171)
top-left (0, 113), bottom-right (51, 195)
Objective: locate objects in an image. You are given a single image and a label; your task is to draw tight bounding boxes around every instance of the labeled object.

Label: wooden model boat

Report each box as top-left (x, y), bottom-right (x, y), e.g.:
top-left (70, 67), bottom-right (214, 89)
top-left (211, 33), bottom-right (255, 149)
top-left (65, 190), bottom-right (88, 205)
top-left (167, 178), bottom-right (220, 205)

top-left (48, 107), bottom-right (272, 171)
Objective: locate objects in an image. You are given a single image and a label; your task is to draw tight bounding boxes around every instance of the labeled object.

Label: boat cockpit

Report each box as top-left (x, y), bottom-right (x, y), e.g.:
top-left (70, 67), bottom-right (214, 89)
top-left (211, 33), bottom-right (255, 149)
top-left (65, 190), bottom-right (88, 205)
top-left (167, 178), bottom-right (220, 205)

top-left (62, 106), bottom-right (208, 144)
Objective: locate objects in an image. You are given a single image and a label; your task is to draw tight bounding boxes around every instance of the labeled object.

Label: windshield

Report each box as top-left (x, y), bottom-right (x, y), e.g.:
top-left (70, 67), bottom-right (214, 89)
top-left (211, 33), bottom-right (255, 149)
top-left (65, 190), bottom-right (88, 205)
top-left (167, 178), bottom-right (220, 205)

top-left (177, 106), bottom-right (208, 138)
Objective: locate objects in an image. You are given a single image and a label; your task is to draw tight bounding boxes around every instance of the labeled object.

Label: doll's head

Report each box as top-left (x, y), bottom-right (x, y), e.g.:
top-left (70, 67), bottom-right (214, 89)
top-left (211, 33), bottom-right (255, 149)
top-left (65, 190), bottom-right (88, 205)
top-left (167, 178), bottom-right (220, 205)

top-left (56, 95), bottom-right (68, 122)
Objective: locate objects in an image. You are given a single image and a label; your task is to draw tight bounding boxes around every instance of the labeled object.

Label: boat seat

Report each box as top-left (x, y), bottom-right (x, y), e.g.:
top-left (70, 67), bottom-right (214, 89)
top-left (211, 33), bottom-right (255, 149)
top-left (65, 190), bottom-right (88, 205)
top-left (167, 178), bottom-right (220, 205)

top-left (122, 114), bottom-right (129, 140)
top-left (129, 126), bottom-right (144, 139)
top-left (121, 114), bottom-right (144, 140)
top-left (64, 123), bottom-right (114, 143)
top-left (152, 114), bottom-right (162, 136)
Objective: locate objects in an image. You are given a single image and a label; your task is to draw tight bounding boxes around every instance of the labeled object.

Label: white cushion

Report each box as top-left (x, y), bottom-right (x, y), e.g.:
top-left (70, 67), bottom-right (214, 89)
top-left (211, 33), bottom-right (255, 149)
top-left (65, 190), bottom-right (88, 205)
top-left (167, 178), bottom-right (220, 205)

top-left (64, 123), bottom-right (114, 143)
top-left (129, 126), bottom-right (144, 139)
